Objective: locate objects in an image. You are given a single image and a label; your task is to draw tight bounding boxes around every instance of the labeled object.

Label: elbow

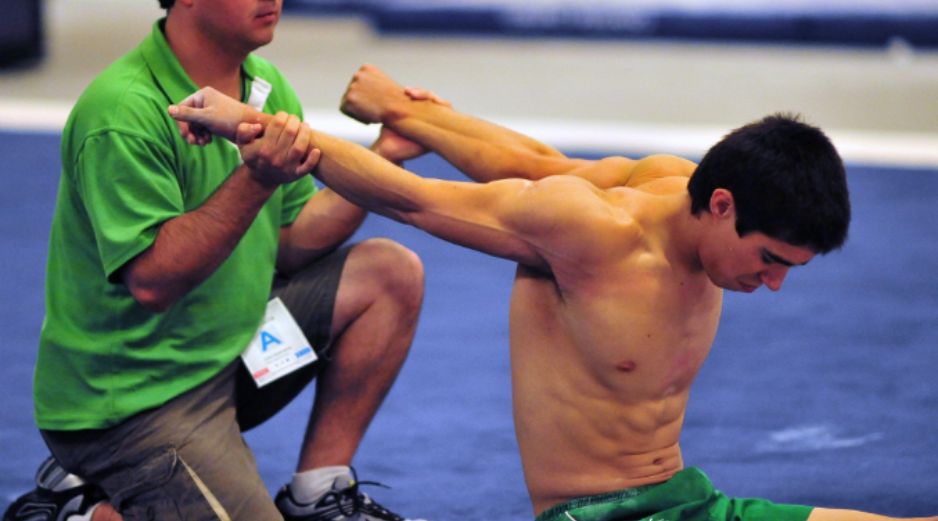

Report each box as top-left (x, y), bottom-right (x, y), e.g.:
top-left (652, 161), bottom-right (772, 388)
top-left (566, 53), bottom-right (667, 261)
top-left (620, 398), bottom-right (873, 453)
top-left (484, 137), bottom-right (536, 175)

top-left (125, 281), bottom-right (178, 313)
top-left (118, 254), bottom-right (188, 313)
top-left (131, 287), bottom-right (175, 313)
top-left (500, 149), bottom-right (556, 180)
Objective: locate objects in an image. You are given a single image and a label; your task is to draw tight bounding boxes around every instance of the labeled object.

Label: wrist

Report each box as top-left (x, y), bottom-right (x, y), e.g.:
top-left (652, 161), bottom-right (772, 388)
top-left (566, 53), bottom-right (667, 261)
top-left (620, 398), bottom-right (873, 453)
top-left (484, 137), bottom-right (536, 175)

top-left (239, 163), bottom-right (282, 192)
top-left (244, 106), bottom-right (266, 126)
top-left (381, 99), bottom-right (409, 127)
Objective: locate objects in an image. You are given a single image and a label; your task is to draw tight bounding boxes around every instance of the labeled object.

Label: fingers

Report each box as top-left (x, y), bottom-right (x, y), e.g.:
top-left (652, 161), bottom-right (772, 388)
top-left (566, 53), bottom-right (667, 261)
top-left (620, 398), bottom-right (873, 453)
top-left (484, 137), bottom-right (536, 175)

top-left (167, 103), bottom-right (205, 125)
top-left (169, 104), bottom-right (216, 146)
top-left (287, 121), bottom-right (311, 165)
top-left (338, 92), bottom-right (356, 119)
top-left (177, 89), bottom-right (206, 109)
top-left (282, 119), bottom-right (320, 176)
top-left (168, 101), bottom-right (222, 146)
top-left (235, 122), bottom-right (264, 147)
top-left (340, 63), bottom-right (404, 124)
top-left (403, 87), bottom-right (429, 100)
top-left (277, 113), bottom-right (302, 153)
top-left (170, 86), bottom-right (252, 142)
top-left (296, 147), bottom-right (322, 176)
top-left (248, 111), bottom-right (285, 154)
top-left (241, 112), bottom-right (318, 182)
top-left (176, 119), bottom-right (193, 143)
top-left (372, 125), bottom-right (426, 164)
top-left (194, 127), bottom-right (213, 146)
top-left (404, 87), bottom-right (451, 107)
top-left (174, 116), bottom-right (214, 146)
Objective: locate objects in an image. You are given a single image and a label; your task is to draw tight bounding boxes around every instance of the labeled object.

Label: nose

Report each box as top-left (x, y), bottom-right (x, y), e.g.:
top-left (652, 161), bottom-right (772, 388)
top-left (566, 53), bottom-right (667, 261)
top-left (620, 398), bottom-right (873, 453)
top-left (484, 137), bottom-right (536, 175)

top-left (760, 266), bottom-right (790, 292)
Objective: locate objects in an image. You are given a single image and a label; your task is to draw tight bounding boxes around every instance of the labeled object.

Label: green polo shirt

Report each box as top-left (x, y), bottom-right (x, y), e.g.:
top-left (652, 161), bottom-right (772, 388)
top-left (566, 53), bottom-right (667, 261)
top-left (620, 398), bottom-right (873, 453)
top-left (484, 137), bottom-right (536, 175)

top-left (35, 20), bottom-right (316, 430)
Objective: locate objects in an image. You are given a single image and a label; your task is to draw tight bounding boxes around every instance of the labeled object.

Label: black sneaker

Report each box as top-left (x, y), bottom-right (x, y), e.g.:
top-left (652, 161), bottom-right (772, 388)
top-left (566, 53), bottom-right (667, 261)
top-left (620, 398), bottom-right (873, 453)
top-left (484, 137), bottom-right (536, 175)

top-left (2, 456), bottom-right (105, 521)
top-left (274, 468), bottom-right (426, 521)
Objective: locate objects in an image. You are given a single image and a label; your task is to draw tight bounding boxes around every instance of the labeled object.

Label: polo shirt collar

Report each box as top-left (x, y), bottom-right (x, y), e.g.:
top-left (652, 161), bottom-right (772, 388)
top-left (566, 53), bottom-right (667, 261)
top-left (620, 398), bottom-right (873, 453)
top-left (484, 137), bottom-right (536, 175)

top-left (141, 19), bottom-right (258, 106)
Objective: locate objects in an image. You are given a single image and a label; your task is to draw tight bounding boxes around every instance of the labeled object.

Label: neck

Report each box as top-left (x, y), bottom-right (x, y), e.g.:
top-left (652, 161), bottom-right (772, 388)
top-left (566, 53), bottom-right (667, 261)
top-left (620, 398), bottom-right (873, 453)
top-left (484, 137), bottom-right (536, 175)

top-left (661, 194), bottom-right (708, 274)
top-left (164, 13), bottom-right (246, 100)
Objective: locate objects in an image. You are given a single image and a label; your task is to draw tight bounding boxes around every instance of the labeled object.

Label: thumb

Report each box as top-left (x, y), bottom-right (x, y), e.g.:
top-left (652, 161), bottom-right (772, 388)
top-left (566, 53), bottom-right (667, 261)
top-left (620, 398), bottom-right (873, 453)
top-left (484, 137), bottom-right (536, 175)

top-left (404, 87), bottom-right (429, 101)
top-left (168, 103), bottom-right (207, 125)
top-left (404, 87), bottom-right (451, 107)
top-left (235, 122), bottom-right (264, 147)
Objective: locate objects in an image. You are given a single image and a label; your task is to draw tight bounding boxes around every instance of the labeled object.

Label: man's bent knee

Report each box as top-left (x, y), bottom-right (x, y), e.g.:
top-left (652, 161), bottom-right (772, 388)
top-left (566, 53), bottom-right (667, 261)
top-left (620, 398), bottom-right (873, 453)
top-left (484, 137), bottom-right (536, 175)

top-left (349, 238), bottom-right (424, 309)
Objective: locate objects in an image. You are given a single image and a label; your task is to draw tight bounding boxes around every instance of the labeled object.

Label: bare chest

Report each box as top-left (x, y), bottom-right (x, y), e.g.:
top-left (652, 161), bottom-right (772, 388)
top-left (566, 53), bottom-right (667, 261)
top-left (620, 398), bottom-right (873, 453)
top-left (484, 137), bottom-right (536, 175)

top-left (511, 264), bottom-right (721, 399)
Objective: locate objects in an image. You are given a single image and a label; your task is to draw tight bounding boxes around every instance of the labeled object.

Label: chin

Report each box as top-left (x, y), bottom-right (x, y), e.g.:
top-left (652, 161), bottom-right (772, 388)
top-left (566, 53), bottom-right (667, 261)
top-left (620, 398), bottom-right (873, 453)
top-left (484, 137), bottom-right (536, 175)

top-left (249, 35), bottom-right (275, 50)
top-left (703, 270), bottom-right (728, 290)
top-left (708, 275), bottom-right (748, 292)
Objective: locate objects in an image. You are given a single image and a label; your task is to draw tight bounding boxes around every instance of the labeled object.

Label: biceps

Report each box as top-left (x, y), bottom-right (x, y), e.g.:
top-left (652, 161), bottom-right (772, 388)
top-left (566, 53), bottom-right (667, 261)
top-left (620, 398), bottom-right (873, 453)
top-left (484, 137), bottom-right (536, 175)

top-left (405, 179), bottom-right (548, 268)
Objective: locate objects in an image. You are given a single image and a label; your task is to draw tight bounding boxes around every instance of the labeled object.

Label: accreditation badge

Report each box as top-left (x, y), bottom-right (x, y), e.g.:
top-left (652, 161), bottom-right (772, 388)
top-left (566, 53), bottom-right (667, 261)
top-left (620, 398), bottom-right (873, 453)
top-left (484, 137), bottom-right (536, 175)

top-left (241, 297), bottom-right (317, 388)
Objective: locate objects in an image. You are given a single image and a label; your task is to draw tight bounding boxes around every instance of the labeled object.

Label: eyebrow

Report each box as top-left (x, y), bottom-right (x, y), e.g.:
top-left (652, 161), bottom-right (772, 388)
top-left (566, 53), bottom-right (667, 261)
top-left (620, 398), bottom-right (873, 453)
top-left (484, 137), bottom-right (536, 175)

top-left (762, 249), bottom-right (808, 267)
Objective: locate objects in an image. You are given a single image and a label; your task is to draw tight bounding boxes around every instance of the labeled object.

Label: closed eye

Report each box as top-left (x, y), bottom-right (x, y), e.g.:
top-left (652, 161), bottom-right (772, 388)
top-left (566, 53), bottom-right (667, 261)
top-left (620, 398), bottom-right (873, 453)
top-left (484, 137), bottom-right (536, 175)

top-left (761, 249), bottom-right (798, 267)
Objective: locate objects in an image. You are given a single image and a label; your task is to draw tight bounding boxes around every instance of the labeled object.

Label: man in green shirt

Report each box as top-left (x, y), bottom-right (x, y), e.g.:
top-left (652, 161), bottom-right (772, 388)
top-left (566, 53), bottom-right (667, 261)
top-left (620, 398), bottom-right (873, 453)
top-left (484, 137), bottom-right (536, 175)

top-left (2, 1), bottom-right (428, 520)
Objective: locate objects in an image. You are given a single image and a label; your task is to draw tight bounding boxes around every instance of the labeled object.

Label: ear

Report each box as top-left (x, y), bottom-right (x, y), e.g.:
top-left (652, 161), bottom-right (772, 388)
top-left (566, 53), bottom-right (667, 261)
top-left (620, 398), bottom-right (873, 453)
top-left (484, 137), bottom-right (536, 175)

top-left (708, 188), bottom-right (736, 220)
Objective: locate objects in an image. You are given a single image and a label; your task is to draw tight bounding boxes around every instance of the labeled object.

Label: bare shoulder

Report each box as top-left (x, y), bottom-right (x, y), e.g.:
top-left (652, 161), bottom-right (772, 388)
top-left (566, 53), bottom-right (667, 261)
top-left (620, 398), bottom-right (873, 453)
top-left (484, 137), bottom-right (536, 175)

top-left (506, 175), bottom-right (631, 235)
top-left (524, 174), bottom-right (608, 204)
top-left (512, 175), bottom-right (641, 250)
top-left (593, 154), bottom-right (692, 195)
top-left (561, 155), bottom-right (637, 189)
top-left (631, 154), bottom-right (696, 181)
top-left (567, 154), bottom-right (696, 190)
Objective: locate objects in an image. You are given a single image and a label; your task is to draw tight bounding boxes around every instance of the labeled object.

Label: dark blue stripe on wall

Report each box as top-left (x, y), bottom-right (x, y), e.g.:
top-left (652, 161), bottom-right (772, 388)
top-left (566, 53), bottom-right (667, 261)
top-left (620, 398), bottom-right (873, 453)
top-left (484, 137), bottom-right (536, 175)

top-left (282, 0), bottom-right (938, 48)
top-left (282, 0), bottom-right (377, 14)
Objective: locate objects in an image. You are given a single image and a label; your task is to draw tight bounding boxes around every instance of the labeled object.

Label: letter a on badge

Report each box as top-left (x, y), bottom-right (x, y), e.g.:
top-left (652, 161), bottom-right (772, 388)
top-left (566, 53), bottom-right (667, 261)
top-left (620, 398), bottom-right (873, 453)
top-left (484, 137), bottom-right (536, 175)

top-left (261, 330), bottom-right (282, 352)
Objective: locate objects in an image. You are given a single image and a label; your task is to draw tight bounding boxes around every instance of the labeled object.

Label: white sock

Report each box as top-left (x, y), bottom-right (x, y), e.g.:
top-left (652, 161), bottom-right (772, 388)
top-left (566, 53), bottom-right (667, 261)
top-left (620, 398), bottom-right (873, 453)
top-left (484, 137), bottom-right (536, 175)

top-left (290, 465), bottom-right (352, 504)
top-left (66, 501), bottom-right (100, 521)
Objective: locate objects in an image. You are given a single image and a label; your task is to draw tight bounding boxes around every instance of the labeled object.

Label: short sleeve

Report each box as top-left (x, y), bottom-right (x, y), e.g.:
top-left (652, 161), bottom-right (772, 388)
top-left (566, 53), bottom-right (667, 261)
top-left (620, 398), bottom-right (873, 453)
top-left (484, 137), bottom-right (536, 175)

top-left (279, 176), bottom-right (316, 226)
top-left (73, 130), bottom-right (183, 280)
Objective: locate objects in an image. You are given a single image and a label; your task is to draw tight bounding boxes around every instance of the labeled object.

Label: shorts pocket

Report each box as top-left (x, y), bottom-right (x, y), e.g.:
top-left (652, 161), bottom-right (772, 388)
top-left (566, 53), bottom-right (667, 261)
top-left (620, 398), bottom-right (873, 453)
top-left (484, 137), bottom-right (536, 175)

top-left (109, 446), bottom-right (223, 521)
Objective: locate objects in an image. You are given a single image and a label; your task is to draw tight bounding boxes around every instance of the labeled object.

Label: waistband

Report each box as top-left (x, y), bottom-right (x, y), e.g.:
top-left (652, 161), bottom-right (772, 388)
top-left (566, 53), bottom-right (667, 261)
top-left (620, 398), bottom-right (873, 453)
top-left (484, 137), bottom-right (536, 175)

top-left (534, 467), bottom-right (710, 521)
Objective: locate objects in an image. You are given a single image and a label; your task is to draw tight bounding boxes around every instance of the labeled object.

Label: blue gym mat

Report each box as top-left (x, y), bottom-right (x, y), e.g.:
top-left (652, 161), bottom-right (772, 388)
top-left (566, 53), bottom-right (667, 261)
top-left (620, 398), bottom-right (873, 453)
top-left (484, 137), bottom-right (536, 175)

top-left (1, 130), bottom-right (936, 519)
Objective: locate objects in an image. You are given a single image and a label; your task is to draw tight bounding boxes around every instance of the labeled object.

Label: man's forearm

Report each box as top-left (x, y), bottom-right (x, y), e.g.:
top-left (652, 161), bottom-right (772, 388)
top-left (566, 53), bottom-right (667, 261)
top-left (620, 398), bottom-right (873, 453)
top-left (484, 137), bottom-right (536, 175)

top-left (380, 100), bottom-right (582, 183)
top-left (388, 98), bottom-right (564, 158)
top-left (308, 130), bottom-right (426, 225)
top-left (276, 128), bottom-right (416, 274)
top-left (121, 164), bottom-right (277, 311)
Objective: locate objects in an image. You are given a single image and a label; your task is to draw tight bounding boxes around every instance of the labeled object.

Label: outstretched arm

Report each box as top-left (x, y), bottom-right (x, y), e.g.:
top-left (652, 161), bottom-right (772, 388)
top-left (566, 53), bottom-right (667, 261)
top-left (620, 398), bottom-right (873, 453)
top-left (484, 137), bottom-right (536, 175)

top-left (170, 90), bottom-right (608, 271)
top-left (342, 65), bottom-right (565, 161)
top-left (304, 128), bottom-right (550, 268)
top-left (340, 65), bottom-right (640, 188)
top-left (169, 82), bottom-right (689, 192)
top-left (169, 86), bottom-right (697, 194)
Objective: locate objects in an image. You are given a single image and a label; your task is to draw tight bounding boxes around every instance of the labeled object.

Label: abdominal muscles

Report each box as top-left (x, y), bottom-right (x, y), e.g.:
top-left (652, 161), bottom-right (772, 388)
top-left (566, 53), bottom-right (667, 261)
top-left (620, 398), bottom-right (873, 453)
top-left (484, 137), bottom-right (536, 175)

top-left (514, 355), bottom-right (692, 515)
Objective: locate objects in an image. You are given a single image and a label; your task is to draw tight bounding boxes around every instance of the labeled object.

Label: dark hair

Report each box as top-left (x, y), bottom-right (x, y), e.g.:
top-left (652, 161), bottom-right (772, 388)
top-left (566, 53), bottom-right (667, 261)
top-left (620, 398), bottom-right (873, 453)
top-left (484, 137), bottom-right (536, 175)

top-left (159, 0), bottom-right (174, 8)
top-left (687, 113), bottom-right (850, 253)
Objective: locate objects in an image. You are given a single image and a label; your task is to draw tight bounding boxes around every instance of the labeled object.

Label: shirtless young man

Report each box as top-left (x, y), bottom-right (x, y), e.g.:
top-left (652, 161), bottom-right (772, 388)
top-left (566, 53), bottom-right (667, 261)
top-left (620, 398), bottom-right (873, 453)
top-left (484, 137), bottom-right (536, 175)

top-left (168, 67), bottom-right (936, 521)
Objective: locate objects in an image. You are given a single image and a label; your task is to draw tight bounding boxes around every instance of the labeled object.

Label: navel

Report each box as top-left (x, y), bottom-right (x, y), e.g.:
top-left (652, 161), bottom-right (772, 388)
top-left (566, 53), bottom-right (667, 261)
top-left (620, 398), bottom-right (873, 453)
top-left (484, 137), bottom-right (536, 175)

top-left (616, 360), bottom-right (637, 373)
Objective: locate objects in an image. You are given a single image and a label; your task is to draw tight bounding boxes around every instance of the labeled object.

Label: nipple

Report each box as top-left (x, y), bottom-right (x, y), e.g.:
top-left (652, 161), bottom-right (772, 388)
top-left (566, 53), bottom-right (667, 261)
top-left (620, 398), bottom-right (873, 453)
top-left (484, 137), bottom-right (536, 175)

top-left (616, 360), bottom-right (637, 373)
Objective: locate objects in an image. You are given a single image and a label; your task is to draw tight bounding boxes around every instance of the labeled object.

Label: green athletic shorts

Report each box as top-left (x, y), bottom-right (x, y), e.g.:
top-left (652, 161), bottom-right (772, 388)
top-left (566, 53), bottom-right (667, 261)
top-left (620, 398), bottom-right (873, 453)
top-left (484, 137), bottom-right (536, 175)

top-left (535, 467), bottom-right (812, 521)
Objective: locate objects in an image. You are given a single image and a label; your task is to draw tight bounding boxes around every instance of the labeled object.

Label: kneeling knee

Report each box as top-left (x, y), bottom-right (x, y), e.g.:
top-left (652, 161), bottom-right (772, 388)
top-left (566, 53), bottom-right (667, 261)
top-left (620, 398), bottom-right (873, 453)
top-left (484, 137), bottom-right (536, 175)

top-left (355, 238), bottom-right (424, 308)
